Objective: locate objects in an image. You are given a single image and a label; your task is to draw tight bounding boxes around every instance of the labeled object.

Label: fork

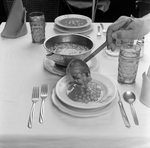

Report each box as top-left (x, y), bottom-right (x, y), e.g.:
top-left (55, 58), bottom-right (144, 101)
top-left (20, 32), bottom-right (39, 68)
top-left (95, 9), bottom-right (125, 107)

top-left (100, 23), bottom-right (106, 33)
top-left (97, 25), bottom-right (101, 36)
top-left (28, 87), bottom-right (39, 128)
top-left (39, 84), bottom-right (49, 124)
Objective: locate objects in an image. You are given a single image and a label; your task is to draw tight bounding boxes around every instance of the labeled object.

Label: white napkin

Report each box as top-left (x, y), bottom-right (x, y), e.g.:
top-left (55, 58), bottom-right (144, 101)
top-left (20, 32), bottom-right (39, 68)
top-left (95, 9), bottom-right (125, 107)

top-left (139, 67), bottom-right (150, 108)
top-left (1, 0), bottom-right (27, 38)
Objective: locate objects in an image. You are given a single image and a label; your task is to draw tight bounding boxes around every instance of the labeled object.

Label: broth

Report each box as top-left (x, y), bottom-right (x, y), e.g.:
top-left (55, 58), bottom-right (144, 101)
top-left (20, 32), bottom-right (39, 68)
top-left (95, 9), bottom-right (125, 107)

top-left (60, 18), bottom-right (87, 27)
top-left (49, 43), bottom-right (89, 55)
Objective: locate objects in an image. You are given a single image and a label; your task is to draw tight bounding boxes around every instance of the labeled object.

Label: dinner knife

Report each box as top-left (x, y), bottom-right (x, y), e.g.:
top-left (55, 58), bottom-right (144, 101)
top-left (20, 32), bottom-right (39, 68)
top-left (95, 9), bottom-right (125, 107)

top-left (118, 90), bottom-right (131, 128)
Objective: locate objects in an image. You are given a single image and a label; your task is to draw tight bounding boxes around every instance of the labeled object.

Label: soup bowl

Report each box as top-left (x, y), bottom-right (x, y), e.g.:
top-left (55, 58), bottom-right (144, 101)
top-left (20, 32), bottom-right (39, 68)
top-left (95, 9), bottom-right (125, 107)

top-left (43, 34), bottom-right (94, 67)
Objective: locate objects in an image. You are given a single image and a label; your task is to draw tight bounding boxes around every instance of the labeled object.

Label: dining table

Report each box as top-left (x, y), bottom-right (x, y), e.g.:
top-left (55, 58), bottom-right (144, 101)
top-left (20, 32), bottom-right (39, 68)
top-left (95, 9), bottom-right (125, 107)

top-left (0, 22), bottom-right (150, 148)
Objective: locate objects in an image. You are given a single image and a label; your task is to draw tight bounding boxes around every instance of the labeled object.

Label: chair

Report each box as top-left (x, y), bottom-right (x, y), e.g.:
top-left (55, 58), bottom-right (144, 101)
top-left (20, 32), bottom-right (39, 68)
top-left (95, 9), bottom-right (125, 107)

top-left (136, 0), bottom-right (150, 17)
top-left (62, 0), bottom-right (111, 22)
top-left (3, 0), bottom-right (61, 22)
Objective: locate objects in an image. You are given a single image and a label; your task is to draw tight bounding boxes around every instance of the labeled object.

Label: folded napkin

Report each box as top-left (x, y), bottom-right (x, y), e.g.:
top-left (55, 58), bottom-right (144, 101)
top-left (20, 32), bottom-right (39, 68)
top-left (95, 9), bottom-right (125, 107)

top-left (1, 0), bottom-right (27, 38)
top-left (139, 67), bottom-right (150, 108)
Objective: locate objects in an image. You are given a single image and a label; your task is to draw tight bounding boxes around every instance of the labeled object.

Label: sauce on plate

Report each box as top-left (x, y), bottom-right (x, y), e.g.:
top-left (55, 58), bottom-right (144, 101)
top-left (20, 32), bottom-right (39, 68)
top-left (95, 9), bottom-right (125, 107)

top-left (66, 81), bottom-right (104, 104)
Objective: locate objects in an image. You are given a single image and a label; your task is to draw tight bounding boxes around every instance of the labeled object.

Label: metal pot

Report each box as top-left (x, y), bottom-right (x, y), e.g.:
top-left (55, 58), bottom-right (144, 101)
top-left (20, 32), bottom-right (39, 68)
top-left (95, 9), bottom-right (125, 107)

top-left (43, 34), bottom-right (94, 66)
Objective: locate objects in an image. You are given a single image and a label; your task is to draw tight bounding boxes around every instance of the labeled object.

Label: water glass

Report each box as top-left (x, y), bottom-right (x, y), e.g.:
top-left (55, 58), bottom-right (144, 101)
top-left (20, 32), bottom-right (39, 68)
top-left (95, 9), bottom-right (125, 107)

top-left (29, 12), bottom-right (46, 44)
top-left (118, 43), bottom-right (141, 84)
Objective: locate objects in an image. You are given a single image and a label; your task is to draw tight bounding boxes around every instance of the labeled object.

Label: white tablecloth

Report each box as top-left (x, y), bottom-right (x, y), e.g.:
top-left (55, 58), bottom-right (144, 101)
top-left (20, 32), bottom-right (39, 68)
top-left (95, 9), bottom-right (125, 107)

top-left (0, 22), bottom-right (150, 148)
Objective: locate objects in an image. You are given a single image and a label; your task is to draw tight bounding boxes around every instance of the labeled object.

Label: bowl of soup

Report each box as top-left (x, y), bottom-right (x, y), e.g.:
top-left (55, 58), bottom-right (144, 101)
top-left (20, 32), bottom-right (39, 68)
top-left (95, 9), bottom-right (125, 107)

top-left (44, 34), bottom-right (94, 67)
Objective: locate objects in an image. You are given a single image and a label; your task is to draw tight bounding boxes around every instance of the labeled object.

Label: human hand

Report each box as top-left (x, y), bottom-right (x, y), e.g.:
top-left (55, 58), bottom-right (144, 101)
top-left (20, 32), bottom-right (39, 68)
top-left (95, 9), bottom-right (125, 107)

top-left (106, 16), bottom-right (148, 51)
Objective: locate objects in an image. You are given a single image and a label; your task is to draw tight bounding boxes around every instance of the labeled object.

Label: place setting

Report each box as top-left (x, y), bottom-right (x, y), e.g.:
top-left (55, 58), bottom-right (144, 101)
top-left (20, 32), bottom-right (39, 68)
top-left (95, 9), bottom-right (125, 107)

top-left (51, 71), bottom-right (118, 117)
top-left (41, 35), bottom-right (118, 117)
top-left (41, 30), bottom-right (120, 117)
top-left (53, 14), bottom-right (93, 34)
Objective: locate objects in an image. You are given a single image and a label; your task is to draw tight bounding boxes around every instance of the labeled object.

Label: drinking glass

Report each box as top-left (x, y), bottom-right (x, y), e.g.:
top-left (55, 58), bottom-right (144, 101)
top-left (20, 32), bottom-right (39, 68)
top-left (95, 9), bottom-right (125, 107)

top-left (29, 12), bottom-right (46, 44)
top-left (118, 43), bottom-right (141, 84)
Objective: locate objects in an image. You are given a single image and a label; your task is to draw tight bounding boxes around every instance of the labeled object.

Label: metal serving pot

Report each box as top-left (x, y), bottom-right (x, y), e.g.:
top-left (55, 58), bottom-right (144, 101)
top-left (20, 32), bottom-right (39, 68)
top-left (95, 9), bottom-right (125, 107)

top-left (43, 34), bottom-right (94, 67)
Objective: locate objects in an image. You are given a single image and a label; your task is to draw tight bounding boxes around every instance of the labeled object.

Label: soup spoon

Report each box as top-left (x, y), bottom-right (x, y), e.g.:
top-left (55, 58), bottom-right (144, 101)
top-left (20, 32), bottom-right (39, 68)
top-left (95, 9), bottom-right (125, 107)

top-left (66, 41), bottom-right (107, 83)
top-left (123, 91), bottom-right (139, 125)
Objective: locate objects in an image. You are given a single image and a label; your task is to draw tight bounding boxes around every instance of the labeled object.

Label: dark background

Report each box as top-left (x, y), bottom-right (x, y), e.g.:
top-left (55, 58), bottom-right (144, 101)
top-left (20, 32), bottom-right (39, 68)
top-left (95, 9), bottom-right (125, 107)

top-left (0, 0), bottom-right (7, 23)
top-left (60, 0), bottom-right (138, 22)
top-left (0, 0), bottom-right (149, 24)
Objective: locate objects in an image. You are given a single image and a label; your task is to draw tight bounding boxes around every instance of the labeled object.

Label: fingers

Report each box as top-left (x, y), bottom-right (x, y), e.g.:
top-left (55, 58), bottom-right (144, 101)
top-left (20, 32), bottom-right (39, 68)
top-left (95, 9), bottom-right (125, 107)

top-left (115, 16), bottom-right (129, 22)
top-left (107, 42), bottom-right (116, 51)
top-left (112, 29), bottom-right (133, 40)
top-left (106, 17), bottom-right (133, 50)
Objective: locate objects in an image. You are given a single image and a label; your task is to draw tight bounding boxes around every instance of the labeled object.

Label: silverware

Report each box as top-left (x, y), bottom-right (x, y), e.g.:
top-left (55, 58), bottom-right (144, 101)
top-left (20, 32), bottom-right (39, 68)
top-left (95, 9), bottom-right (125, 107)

top-left (123, 91), bottom-right (139, 125)
top-left (28, 87), bottom-right (39, 128)
top-left (100, 23), bottom-right (106, 33)
top-left (118, 90), bottom-right (131, 128)
top-left (39, 84), bottom-right (49, 124)
top-left (97, 25), bottom-right (101, 36)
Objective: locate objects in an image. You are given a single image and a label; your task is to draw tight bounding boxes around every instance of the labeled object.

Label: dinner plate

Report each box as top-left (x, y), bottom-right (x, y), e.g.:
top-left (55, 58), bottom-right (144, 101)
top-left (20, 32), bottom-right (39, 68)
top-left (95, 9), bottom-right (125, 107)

top-left (55, 14), bottom-right (92, 30)
top-left (52, 89), bottom-right (118, 117)
top-left (54, 24), bottom-right (93, 34)
top-left (43, 57), bottom-right (99, 76)
top-left (55, 72), bottom-right (117, 109)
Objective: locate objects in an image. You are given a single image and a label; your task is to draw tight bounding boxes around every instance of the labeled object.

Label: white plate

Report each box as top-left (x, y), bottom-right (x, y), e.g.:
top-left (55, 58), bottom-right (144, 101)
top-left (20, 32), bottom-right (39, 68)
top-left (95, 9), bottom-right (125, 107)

top-left (54, 24), bottom-right (93, 34)
top-left (55, 14), bottom-right (92, 29)
top-left (43, 57), bottom-right (99, 76)
top-left (55, 72), bottom-right (117, 109)
top-left (52, 89), bottom-right (118, 117)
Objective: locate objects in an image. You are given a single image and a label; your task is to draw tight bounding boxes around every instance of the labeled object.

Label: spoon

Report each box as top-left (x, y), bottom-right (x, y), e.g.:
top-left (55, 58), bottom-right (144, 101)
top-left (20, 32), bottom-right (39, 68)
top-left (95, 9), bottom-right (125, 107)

top-left (97, 25), bottom-right (101, 36)
top-left (100, 23), bottom-right (106, 33)
top-left (66, 41), bottom-right (107, 82)
top-left (123, 91), bottom-right (139, 125)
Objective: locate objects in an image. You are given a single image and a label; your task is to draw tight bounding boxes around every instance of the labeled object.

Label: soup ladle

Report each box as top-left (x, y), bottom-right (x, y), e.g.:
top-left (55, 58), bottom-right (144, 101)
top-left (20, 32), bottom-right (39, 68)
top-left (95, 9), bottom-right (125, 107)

top-left (66, 41), bottom-right (107, 83)
top-left (123, 91), bottom-right (139, 125)
top-left (66, 17), bottom-right (135, 83)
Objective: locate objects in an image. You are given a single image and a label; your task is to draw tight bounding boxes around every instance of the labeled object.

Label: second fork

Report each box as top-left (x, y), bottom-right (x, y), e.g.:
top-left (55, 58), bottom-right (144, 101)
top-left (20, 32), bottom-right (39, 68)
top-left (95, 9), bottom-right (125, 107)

top-left (39, 84), bottom-right (49, 124)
